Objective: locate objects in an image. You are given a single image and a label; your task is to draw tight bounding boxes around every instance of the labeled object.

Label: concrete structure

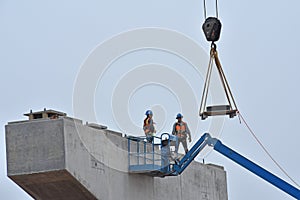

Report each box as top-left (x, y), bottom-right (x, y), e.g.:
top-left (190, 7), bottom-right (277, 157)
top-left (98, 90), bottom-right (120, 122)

top-left (6, 114), bottom-right (228, 200)
top-left (24, 108), bottom-right (66, 120)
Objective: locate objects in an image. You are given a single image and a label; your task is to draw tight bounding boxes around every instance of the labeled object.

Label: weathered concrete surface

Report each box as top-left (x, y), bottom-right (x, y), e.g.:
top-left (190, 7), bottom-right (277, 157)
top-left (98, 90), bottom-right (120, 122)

top-left (10, 170), bottom-right (96, 200)
top-left (154, 163), bottom-right (227, 200)
top-left (6, 119), bottom-right (65, 175)
top-left (6, 117), bottom-right (228, 200)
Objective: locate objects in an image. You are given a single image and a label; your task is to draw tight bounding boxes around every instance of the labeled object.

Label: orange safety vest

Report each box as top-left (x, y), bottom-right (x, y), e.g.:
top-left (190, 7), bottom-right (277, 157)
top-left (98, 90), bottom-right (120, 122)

top-left (175, 122), bottom-right (187, 138)
top-left (143, 118), bottom-right (155, 134)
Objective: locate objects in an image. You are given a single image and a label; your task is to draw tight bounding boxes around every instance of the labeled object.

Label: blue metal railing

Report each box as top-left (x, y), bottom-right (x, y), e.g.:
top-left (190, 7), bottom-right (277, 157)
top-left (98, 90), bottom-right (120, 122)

top-left (128, 135), bottom-right (162, 172)
top-left (127, 134), bottom-right (178, 174)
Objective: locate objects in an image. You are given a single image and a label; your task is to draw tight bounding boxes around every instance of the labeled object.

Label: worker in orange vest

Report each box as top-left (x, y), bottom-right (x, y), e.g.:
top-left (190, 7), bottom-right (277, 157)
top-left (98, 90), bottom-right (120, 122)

top-left (143, 110), bottom-right (156, 143)
top-left (172, 113), bottom-right (191, 154)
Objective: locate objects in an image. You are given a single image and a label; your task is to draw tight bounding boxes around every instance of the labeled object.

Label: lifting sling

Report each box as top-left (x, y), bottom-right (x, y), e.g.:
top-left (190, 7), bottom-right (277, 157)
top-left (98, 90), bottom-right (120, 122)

top-left (199, 0), bottom-right (238, 120)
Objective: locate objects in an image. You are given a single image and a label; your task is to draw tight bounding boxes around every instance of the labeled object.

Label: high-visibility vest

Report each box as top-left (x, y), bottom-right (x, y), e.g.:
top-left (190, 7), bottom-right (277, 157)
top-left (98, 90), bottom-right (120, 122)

top-left (175, 122), bottom-right (187, 138)
top-left (143, 118), bottom-right (155, 134)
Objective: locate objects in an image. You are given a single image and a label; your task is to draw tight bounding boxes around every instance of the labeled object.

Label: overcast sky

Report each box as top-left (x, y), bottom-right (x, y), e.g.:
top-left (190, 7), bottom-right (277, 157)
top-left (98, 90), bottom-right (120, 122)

top-left (1, 1), bottom-right (300, 199)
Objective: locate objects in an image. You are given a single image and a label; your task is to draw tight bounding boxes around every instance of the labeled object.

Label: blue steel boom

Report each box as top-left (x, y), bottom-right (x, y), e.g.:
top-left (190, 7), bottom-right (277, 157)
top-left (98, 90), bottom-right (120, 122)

top-left (172, 133), bottom-right (300, 199)
top-left (128, 133), bottom-right (300, 199)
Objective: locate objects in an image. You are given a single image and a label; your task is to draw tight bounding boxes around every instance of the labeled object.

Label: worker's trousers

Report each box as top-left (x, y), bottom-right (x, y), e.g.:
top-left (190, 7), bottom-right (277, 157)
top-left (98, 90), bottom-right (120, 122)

top-left (146, 132), bottom-right (155, 143)
top-left (175, 137), bottom-right (188, 154)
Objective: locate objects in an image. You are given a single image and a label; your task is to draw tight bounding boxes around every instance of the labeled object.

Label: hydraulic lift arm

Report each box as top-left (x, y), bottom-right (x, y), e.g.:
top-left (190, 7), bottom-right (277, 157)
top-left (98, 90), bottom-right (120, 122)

top-left (173, 133), bottom-right (300, 199)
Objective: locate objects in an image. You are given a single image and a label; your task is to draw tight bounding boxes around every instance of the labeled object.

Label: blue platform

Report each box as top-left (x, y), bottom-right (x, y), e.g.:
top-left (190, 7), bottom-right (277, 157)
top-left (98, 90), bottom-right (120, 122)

top-left (127, 134), bottom-right (177, 177)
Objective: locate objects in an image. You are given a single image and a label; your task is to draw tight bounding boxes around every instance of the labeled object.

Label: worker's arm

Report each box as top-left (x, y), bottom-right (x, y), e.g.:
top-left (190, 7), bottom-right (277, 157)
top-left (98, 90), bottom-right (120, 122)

top-left (185, 122), bottom-right (192, 142)
top-left (151, 120), bottom-right (156, 133)
top-left (171, 123), bottom-right (176, 135)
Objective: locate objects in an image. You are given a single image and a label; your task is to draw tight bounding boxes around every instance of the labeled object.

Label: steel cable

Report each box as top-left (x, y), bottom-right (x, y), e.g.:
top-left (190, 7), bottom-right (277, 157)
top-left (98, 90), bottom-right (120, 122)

top-left (237, 111), bottom-right (300, 188)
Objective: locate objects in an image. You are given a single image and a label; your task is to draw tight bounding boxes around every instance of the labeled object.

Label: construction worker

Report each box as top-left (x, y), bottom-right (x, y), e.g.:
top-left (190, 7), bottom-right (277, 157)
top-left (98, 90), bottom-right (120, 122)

top-left (161, 136), bottom-right (171, 172)
top-left (172, 113), bottom-right (191, 154)
top-left (143, 110), bottom-right (156, 143)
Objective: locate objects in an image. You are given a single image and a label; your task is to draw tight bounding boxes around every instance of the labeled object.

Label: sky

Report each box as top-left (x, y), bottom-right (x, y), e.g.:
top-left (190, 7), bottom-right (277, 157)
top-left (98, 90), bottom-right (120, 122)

top-left (1, 0), bottom-right (300, 199)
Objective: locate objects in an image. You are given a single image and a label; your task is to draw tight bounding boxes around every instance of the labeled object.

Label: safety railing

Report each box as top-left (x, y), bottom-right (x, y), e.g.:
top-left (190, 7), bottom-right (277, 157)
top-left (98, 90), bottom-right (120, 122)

top-left (127, 135), bottom-right (162, 172)
top-left (127, 134), bottom-right (178, 175)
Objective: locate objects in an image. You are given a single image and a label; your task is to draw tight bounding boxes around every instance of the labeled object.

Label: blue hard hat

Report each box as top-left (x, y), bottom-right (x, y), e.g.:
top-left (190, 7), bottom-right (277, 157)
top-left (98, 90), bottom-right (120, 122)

top-left (176, 113), bottom-right (183, 119)
top-left (145, 110), bottom-right (153, 116)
